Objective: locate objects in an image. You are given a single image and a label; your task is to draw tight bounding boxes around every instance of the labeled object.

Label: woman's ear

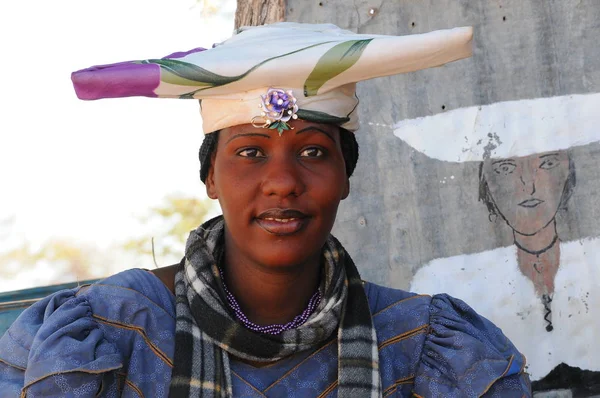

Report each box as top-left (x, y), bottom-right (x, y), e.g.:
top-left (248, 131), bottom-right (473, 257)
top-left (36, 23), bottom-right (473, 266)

top-left (342, 178), bottom-right (350, 200)
top-left (205, 154), bottom-right (218, 199)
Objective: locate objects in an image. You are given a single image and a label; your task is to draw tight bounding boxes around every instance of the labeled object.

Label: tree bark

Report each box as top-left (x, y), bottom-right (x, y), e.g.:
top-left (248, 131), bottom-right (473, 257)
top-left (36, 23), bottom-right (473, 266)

top-left (234, 0), bottom-right (285, 29)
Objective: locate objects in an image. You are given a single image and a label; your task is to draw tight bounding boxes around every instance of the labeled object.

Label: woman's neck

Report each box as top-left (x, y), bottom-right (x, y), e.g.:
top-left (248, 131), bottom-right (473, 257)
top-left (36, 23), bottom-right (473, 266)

top-left (515, 220), bottom-right (560, 295)
top-left (222, 237), bottom-right (322, 326)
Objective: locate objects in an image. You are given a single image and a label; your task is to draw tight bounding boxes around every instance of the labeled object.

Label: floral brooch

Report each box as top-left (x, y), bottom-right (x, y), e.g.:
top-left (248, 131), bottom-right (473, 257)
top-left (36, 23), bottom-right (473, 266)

top-left (251, 88), bottom-right (299, 135)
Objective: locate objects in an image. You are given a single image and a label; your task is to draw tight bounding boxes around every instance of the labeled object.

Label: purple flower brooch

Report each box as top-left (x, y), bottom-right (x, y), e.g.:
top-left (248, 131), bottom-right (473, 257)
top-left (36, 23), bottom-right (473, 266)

top-left (252, 88), bottom-right (299, 135)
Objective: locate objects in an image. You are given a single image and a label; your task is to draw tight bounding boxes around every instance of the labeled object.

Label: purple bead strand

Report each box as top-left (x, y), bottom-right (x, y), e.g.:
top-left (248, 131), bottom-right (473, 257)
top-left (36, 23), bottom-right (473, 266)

top-left (219, 268), bottom-right (321, 335)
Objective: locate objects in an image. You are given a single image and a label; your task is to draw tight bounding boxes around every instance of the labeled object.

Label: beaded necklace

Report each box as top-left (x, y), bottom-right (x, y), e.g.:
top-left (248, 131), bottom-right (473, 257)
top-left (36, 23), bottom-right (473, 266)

top-left (219, 267), bottom-right (322, 335)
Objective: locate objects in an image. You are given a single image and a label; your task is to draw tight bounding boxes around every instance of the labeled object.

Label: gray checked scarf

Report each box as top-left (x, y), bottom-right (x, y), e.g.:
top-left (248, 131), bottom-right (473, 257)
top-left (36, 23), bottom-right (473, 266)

top-left (168, 216), bottom-right (381, 397)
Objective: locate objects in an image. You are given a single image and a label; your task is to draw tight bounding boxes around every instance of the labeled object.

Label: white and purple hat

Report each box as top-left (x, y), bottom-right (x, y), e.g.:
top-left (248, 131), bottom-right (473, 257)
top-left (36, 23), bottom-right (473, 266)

top-left (72, 22), bottom-right (473, 134)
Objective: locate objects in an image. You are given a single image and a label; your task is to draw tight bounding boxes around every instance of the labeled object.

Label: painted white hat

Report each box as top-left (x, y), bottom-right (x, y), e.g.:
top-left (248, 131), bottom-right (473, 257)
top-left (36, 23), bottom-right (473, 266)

top-left (72, 22), bottom-right (473, 134)
top-left (393, 93), bottom-right (600, 162)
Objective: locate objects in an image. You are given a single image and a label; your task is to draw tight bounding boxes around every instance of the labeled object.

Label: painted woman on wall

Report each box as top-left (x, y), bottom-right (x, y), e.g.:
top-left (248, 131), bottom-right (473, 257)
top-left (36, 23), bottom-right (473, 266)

top-left (394, 93), bottom-right (600, 383)
top-left (479, 149), bottom-right (576, 331)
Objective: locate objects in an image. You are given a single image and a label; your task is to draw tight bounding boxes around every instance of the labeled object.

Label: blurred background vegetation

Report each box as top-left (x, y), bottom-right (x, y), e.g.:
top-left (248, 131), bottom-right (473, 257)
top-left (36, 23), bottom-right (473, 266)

top-left (0, 196), bottom-right (215, 289)
top-left (122, 195), bottom-right (214, 265)
top-left (0, 0), bottom-right (229, 292)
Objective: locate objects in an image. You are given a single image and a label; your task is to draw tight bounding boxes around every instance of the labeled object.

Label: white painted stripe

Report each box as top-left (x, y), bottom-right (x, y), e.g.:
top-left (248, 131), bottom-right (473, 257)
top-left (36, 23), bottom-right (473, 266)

top-left (393, 93), bottom-right (600, 162)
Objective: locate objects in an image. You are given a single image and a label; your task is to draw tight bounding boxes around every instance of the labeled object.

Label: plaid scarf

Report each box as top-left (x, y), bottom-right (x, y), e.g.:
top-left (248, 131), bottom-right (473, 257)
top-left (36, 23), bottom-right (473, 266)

top-left (168, 216), bottom-right (381, 397)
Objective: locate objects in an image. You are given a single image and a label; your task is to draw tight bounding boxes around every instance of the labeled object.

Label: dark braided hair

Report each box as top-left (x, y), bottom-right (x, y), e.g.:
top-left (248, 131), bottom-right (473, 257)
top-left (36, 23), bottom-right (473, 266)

top-left (199, 131), bottom-right (220, 184)
top-left (199, 127), bottom-right (359, 184)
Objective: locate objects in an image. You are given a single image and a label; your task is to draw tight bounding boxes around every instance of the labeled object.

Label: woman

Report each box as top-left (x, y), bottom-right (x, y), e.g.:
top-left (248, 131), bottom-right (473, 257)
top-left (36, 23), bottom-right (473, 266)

top-left (479, 148), bottom-right (575, 332)
top-left (398, 93), bottom-right (600, 383)
top-left (0, 23), bottom-right (531, 397)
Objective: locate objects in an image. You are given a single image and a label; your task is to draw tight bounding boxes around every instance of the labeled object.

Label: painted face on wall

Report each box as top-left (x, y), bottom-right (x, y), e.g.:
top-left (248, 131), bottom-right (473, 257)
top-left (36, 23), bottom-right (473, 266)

top-left (482, 151), bottom-right (570, 236)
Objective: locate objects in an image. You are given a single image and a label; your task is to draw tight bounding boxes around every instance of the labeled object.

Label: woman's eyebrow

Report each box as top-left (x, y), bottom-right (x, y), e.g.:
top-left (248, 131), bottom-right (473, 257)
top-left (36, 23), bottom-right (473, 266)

top-left (491, 159), bottom-right (516, 165)
top-left (539, 152), bottom-right (560, 159)
top-left (295, 126), bottom-right (336, 143)
top-left (226, 133), bottom-right (271, 144)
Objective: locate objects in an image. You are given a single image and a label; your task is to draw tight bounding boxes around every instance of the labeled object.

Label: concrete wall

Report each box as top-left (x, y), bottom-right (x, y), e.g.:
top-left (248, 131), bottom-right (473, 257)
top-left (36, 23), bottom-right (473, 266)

top-left (287, 0), bottom-right (600, 394)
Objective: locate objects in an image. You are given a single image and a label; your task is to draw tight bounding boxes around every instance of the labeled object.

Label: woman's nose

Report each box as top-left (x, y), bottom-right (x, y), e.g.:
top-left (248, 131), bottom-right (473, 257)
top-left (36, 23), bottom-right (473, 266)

top-left (260, 154), bottom-right (305, 198)
top-left (519, 168), bottom-right (536, 195)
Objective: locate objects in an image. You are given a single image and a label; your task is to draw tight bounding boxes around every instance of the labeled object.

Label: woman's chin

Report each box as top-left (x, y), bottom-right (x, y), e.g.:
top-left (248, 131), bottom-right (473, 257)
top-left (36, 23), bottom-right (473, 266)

top-left (509, 219), bottom-right (555, 237)
top-left (253, 250), bottom-right (319, 270)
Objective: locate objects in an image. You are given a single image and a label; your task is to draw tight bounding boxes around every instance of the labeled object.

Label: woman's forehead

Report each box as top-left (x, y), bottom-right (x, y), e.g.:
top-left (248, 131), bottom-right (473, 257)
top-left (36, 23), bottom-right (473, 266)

top-left (485, 150), bottom-right (569, 164)
top-left (220, 120), bottom-right (340, 139)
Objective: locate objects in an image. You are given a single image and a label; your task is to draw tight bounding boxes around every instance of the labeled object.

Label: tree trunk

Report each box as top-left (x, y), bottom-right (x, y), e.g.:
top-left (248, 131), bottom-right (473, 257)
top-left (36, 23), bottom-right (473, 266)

top-left (234, 0), bottom-right (285, 29)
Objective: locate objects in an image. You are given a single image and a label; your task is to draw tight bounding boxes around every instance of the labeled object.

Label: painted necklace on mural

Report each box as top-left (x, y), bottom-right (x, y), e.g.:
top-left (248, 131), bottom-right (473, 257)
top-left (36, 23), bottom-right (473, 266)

top-left (514, 234), bottom-right (559, 332)
top-left (514, 234), bottom-right (559, 256)
top-left (219, 267), bottom-right (322, 335)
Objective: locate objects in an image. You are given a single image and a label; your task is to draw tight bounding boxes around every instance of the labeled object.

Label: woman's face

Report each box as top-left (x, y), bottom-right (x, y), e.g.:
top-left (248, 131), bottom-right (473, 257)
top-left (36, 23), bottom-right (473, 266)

top-left (206, 120), bottom-right (349, 268)
top-left (482, 151), bottom-right (569, 236)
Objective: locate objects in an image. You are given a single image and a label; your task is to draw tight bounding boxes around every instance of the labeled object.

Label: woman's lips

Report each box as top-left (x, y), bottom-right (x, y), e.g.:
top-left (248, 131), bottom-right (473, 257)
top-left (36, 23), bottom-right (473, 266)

top-left (256, 217), bottom-right (307, 235)
top-left (519, 198), bottom-right (544, 208)
top-left (255, 209), bottom-right (309, 235)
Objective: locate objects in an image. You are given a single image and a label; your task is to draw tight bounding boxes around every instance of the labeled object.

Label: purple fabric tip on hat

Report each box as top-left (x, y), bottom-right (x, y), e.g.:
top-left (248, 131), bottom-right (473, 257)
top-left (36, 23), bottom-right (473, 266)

top-left (71, 62), bottom-right (160, 100)
top-left (71, 47), bottom-right (207, 100)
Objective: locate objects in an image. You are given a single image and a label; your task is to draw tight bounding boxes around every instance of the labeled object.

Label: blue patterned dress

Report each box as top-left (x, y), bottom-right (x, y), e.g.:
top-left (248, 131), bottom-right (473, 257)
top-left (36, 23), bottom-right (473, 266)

top-left (0, 269), bottom-right (531, 397)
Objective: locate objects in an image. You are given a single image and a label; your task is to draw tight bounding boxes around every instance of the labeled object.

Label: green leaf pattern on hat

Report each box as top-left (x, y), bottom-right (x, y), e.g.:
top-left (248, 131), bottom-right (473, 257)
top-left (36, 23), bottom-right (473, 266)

top-left (304, 39), bottom-right (373, 97)
top-left (142, 58), bottom-right (238, 88)
top-left (268, 120), bottom-right (291, 136)
top-left (295, 109), bottom-right (351, 126)
top-left (141, 41), bottom-right (347, 99)
top-left (139, 38), bottom-right (373, 102)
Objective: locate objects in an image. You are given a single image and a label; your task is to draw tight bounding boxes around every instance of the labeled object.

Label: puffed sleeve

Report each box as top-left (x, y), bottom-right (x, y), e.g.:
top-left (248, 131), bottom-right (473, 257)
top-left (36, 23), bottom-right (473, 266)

top-left (413, 294), bottom-right (531, 398)
top-left (0, 288), bottom-right (123, 397)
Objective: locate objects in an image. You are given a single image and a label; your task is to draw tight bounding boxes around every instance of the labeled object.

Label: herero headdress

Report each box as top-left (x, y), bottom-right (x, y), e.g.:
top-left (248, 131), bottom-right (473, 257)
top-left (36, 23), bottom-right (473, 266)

top-left (72, 22), bottom-right (473, 134)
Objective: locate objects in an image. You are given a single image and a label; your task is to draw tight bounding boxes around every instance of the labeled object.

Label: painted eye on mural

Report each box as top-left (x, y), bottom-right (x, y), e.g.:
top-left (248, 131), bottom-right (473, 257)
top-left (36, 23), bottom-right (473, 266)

top-left (492, 160), bottom-right (517, 175)
top-left (539, 154), bottom-right (561, 170)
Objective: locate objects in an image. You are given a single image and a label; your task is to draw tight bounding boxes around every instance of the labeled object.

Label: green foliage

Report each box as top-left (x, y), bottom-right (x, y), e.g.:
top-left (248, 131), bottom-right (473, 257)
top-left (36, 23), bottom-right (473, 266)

top-left (0, 239), bottom-right (103, 281)
top-left (0, 195), bottom-right (215, 287)
top-left (196, 0), bottom-right (220, 18)
top-left (122, 195), bottom-right (215, 266)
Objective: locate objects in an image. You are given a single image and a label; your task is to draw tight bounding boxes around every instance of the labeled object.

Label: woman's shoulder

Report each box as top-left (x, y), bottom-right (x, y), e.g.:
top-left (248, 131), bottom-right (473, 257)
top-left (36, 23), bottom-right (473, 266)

top-left (0, 268), bottom-right (177, 396)
top-left (415, 292), bottom-right (531, 396)
top-left (2, 268), bottom-right (174, 337)
top-left (86, 267), bottom-right (176, 315)
top-left (364, 281), bottom-right (430, 315)
top-left (364, 282), bottom-right (531, 396)
top-left (4, 267), bottom-right (176, 348)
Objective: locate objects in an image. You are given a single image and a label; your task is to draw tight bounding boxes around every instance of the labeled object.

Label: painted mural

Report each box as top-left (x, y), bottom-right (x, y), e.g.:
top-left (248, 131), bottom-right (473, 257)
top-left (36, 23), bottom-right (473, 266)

top-left (394, 93), bottom-right (600, 383)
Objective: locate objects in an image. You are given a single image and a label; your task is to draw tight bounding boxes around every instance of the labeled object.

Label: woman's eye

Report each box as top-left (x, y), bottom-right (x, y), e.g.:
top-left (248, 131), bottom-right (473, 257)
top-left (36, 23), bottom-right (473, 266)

top-left (238, 148), bottom-right (265, 158)
top-left (539, 156), bottom-right (560, 170)
top-left (299, 147), bottom-right (324, 157)
top-left (493, 161), bottom-right (516, 175)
